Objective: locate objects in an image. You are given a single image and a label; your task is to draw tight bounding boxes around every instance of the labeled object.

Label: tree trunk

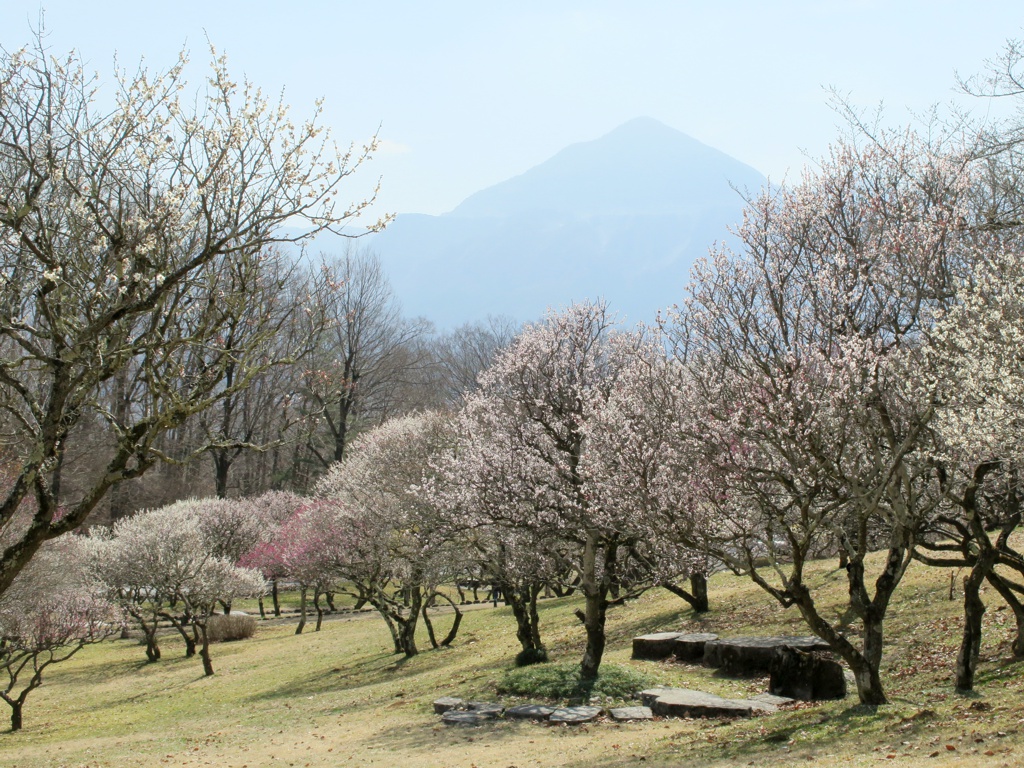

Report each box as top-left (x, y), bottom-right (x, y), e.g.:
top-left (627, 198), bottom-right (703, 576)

top-left (9, 700), bottom-right (22, 732)
top-left (213, 450), bottom-right (231, 500)
top-left (197, 621), bottom-right (214, 676)
top-left (579, 532), bottom-right (611, 681)
top-left (663, 573), bottom-right (710, 613)
top-left (984, 571), bottom-right (1024, 656)
top-left (143, 623), bottom-right (161, 662)
top-left (422, 590), bottom-right (464, 648)
top-left (508, 582), bottom-right (545, 653)
top-left (313, 589), bottom-right (324, 632)
top-left (295, 587), bottom-right (308, 635)
top-left (956, 565), bottom-right (987, 691)
top-left (787, 580), bottom-right (889, 705)
top-left (422, 600), bottom-right (439, 649)
top-left (272, 580), bottom-right (281, 617)
top-left (367, 590), bottom-right (403, 653)
top-left (162, 613), bottom-right (197, 657)
top-left (689, 572), bottom-right (709, 612)
top-left (398, 585), bottom-right (423, 657)
top-left (258, 596), bottom-right (266, 620)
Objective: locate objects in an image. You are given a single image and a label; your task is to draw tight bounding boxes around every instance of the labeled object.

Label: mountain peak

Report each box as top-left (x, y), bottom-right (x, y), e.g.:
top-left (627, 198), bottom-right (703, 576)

top-left (450, 118), bottom-right (764, 218)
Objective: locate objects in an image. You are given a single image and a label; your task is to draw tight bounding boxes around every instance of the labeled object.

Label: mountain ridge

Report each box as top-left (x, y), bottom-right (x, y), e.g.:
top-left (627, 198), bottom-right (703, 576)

top-left (360, 117), bottom-right (766, 327)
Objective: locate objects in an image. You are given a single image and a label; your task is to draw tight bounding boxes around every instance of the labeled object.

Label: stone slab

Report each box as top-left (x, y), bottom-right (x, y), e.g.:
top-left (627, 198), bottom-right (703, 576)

top-left (639, 687), bottom-right (675, 707)
top-left (609, 706), bottom-right (654, 721)
top-left (645, 687), bottom-right (757, 719)
top-left (505, 704), bottom-right (556, 720)
top-left (673, 632), bottom-right (720, 662)
top-left (433, 696), bottom-right (466, 714)
top-left (632, 632), bottom-right (684, 660)
top-left (549, 706), bottom-right (603, 724)
top-left (750, 692), bottom-right (795, 708)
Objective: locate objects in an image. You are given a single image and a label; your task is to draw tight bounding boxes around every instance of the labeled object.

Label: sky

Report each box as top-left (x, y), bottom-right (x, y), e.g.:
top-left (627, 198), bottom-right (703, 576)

top-left (1, 2), bottom-right (1021, 219)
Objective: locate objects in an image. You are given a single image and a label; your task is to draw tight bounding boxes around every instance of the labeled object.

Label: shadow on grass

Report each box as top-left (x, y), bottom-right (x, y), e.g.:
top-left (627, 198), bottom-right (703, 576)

top-left (245, 644), bottom-right (507, 708)
top-left (362, 716), bottom-right (541, 753)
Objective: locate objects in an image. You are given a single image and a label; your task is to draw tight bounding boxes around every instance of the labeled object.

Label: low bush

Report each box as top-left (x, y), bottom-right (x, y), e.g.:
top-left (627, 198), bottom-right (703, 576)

top-left (207, 613), bottom-right (257, 643)
top-left (514, 647), bottom-right (550, 667)
top-left (497, 661), bottom-right (654, 704)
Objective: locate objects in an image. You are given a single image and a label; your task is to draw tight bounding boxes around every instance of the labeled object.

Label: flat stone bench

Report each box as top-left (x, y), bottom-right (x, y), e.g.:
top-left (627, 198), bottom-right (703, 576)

top-left (632, 632), bottom-right (684, 660)
top-left (673, 632), bottom-right (719, 662)
top-left (702, 635), bottom-right (831, 676)
top-left (640, 687), bottom-right (768, 719)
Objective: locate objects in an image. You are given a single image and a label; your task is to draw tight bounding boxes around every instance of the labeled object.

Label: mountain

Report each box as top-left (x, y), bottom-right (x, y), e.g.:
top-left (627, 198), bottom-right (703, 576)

top-left (370, 117), bottom-right (767, 328)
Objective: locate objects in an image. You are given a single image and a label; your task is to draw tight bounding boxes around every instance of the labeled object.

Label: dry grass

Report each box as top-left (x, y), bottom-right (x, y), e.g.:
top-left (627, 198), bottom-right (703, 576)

top-left (3, 553), bottom-right (1024, 767)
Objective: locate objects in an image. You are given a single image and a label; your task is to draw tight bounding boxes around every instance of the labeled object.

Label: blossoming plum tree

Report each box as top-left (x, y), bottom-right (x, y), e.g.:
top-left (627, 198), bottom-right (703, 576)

top-left (317, 411), bottom-right (460, 657)
top-left (668, 131), bottom-right (978, 704)
top-left (444, 302), bottom-right (676, 679)
top-left (89, 501), bottom-right (264, 674)
top-left (0, 538), bottom-right (121, 731)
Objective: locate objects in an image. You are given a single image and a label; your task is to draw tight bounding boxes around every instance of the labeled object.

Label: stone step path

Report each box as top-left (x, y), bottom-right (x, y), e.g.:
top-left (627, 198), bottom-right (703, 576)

top-left (433, 690), bottom-right (786, 726)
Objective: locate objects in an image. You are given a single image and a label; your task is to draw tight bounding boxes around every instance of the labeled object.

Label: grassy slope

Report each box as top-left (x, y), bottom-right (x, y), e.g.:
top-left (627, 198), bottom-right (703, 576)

top-left (4, 553), bottom-right (1024, 768)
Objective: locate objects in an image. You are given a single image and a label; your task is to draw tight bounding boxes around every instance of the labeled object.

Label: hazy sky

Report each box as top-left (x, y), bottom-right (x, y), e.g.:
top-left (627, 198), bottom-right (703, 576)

top-left (2, 2), bottom-right (1020, 218)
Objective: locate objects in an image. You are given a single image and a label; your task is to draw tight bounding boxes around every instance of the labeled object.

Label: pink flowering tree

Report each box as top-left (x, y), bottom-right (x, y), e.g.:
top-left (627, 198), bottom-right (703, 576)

top-left (582, 328), bottom-right (715, 612)
top-left (237, 491), bottom-right (308, 618)
top-left (240, 500), bottom-right (342, 634)
top-left (0, 538), bottom-right (122, 731)
top-left (667, 130), bottom-right (979, 704)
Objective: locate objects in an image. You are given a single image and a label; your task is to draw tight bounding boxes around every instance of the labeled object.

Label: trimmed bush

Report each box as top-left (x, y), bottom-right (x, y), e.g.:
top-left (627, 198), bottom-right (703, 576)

top-left (207, 613), bottom-right (257, 643)
top-left (497, 662), bottom-right (654, 704)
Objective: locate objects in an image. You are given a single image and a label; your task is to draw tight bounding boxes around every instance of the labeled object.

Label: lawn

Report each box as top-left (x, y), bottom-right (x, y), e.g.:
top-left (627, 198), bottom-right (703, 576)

top-left (3, 553), bottom-right (1024, 767)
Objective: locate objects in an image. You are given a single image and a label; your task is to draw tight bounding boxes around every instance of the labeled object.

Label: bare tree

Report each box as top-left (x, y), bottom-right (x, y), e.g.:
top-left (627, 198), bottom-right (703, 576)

top-left (429, 315), bottom-right (521, 405)
top-left (299, 247), bottom-right (432, 471)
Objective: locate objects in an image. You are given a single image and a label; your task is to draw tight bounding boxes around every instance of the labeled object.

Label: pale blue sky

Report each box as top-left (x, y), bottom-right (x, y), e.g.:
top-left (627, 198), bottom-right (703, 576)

top-left (1, 2), bottom-right (1019, 217)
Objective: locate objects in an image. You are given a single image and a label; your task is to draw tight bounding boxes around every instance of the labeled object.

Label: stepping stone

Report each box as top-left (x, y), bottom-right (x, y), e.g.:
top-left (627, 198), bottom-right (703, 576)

top-left (632, 632), bottom-right (683, 660)
top-left (673, 632), bottom-right (719, 662)
top-left (639, 687), bottom-right (675, 706)
top-left (549, 706), bottom-right (603, 724)
top-left (703, 636), bottom-right (831, 676)
top-left (433, 696), bottom-right (466, 714)
top-left (465, 701), bottom-right (504, 717)
top-left (644, 687), bottom-right (758, 719)
top-left (609, 706), bottom-right (654, 721)
top-left (442, 710), bottom-right (493, 725)
top-left (505, 704), bottom-right (556, 720)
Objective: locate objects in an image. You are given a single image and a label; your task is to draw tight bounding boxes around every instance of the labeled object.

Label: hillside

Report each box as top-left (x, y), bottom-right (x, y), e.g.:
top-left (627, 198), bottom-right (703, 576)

top-left (4, 551), bottom-right (1023, 767)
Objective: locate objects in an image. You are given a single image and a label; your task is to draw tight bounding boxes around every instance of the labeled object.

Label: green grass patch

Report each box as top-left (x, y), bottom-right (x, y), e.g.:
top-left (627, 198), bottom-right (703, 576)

top-left (497, 660), bottom-right (655, 704)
